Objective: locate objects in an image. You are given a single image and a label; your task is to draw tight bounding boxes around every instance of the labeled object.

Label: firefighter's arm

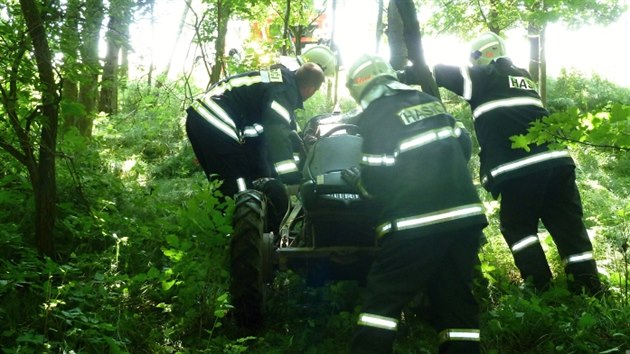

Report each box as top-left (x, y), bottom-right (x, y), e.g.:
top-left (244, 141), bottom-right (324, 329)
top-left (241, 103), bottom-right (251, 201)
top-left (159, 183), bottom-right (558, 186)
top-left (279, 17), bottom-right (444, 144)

top-left (396, 65), bottom-right (422, 86)
top-left (432, 64), bottom-right (466, 97)
top-left (455, 121), bottom-right (473, 162)
top-left (262, 98), bottom-right (302, 185)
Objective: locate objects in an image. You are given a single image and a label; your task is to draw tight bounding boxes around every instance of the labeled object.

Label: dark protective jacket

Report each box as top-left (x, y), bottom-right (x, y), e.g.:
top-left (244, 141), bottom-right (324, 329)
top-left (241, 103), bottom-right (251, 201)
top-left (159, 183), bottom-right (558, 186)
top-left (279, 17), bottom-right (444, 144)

top-left (356, 81), bottom-right (487, 240)
top-left (433, 58), bottom-right (574, 195)
top-left (189, 67), bottom-right (303, 184)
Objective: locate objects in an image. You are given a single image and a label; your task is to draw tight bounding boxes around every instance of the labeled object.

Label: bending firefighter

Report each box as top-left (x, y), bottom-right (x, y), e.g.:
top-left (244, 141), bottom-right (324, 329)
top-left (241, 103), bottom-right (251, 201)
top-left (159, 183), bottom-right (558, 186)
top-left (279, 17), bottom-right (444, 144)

top-left (432, 32), bottom-right (603, 295)
top-left (344, 55), bottom-right (488, 354)
top-left (185, 62), bottom-right (325, 200)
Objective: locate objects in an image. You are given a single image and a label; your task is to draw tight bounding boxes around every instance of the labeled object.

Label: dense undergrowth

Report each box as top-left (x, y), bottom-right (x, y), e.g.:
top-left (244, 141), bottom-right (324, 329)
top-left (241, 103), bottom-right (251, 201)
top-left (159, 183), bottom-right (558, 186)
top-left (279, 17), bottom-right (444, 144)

top-left (1, 72), bottom-right (629, 353)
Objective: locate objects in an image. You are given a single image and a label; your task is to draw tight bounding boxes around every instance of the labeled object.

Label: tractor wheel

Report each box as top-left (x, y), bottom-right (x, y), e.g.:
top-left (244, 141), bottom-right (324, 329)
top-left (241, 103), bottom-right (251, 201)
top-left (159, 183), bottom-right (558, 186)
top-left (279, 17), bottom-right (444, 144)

top-left (230, 190), bottom-right (267, 329)
top-left (261, 232), bottom-right (275, 285)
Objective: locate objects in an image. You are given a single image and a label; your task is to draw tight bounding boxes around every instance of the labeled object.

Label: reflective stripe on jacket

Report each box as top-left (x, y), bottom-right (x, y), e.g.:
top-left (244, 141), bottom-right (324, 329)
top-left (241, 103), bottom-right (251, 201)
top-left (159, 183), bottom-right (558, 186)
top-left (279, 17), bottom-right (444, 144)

top-left (189, 67), bottom-right (303, 184)
top-left (355, 82), bottom-right (487, 237)
top-left (434, 59), bottom-right (574, 194)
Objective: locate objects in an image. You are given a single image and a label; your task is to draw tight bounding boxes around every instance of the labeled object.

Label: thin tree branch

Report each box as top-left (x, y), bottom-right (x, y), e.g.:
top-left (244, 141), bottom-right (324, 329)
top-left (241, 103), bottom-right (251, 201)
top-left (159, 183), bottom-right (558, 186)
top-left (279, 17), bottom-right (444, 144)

top-left (0, 137), bottom-right (29, 166)
top-left (190, 7), bottom-right (213, 85)
top-left (1, 82), bottom-right (35, 164)
top-left (475, 0), bottom-right (490, 30)
top-left (554, 131), bottom-right (630, 151)
top-left (58, 151), bottom-right (92, 212)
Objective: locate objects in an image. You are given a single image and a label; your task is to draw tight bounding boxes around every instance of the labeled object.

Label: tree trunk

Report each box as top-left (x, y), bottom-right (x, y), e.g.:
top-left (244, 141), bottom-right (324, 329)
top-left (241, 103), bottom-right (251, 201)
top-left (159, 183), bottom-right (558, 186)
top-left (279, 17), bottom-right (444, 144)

top-left (121, 20), bottom-right (130, 90)
top-left (60, 0), bottom-right (81, 133)
top-left (60, 0), bottom-right (102, 137)
top-left (539, 24), bottom-right (547, 104)
top-left (293, 25), bottom-right (303, 55)
top-left (19, 0), bottom-right (60, 258)
top-left (78, 0), bottom-right (104, 136)
top-left (99, 0), bottom-right (132, 114)
top-left (210, 0), bottom-right (230, 83)
top-left (387, 0), bottom-right (407, 70)
top-left (375, 0), bottom-right (384, 53)
top-left (331, 0), bottom-right (339, 109)
top-left (147, 0), bottom-right (155, 88)
top-left (527, 23), bottom-right (540, 83)
top-left (282, 0), bottom-right (291, 55)
top-left (391, 0), bottom-right (441, 99)
top-left (61, 80), bottom-right (79, 131)
top-left (99, 22), bottom-right (120, 114)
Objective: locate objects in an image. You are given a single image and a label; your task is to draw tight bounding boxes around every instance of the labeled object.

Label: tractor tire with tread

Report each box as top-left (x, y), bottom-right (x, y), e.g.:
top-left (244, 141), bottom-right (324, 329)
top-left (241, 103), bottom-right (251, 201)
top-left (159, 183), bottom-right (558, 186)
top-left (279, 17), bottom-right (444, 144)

top-left (230, 190), bottom-right (268, 329)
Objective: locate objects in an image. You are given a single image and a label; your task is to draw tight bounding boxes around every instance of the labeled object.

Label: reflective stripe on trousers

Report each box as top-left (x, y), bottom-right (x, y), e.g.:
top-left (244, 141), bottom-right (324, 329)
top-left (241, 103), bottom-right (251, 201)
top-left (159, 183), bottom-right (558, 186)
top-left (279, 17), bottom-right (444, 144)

top-left (564, 251), bottom-right (594, 266)
top-left (511, 235), bottom-right (539, 253)
top-left (438, 328), bottom-right (480, 344)
top-left (357, 313), bottom-right (398, 331)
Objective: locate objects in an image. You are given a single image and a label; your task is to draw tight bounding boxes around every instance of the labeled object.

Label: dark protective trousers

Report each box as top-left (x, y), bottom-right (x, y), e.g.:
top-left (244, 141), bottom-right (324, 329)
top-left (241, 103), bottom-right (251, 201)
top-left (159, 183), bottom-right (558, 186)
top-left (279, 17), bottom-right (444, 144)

top-left (498, 165), bottom-right (602, 294)
top-left (350, 228), bottom-right (483, 354)
top-left (186, 109), bottom-right (268, 197)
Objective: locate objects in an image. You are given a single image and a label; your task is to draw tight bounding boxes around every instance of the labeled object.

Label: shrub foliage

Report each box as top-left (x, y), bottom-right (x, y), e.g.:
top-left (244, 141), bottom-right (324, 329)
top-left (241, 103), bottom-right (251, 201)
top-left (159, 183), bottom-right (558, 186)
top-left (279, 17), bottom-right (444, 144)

top-left (1, 72), bottom-right (629, 353)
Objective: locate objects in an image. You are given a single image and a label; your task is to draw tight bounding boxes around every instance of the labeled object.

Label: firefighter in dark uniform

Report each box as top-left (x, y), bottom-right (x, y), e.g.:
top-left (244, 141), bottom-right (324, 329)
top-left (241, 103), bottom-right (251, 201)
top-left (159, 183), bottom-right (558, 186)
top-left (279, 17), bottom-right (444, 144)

top-left (343, 55), bottom-right (488, 354)
top-left (185, 62), bottom-right (325, 198)
top-left (432, 32), bottom-right (602, 295)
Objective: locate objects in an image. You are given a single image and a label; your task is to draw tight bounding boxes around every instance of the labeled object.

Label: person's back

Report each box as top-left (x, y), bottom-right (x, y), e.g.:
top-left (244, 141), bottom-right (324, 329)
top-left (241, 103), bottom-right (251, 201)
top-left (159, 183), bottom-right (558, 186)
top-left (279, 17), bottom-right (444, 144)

top-left (185, 62), bottom-right (324, 197)
top-left (435, 56), bottom-right (574, 192)
top-left (198, 67), bottom-right (300, 130)
top-left (357, 87), bottom-right (485, 236)
top-left (459, 58), bottom-right (548, 147)
top-left (345, 54), bottom-right (487, 354)
top-left (433, 32), bottom-right (603, 295)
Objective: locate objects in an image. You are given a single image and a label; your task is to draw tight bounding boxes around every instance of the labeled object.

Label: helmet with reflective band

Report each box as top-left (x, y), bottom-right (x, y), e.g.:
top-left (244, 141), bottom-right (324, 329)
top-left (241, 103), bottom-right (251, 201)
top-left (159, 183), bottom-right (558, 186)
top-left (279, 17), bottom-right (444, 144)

top-left (469, 32), bottom-right (507, 66)
top-left (346, 54), bottom-right (397, 102)
top-left (301, 45), bottom-right (337, 76)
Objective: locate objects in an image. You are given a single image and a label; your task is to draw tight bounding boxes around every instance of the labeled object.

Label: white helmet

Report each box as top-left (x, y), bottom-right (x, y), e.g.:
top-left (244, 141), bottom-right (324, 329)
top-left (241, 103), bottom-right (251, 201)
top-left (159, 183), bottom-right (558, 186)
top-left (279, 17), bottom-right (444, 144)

top-left (469, 32), bottom-right (507, 66)
top-left (301, 45), bottom-right (337, 76)
top-left (345, 54), bottom-right (397, 103)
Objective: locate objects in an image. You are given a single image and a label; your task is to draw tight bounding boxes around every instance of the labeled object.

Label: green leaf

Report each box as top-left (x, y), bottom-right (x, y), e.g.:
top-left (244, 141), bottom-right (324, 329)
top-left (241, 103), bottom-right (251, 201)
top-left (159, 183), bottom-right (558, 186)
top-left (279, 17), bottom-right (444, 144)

top-left (147, 266), bottom-right (160, 279)
top-left (216, 292), bottom-right (229, 303)
top-left (16, 332), bottom-right (45, 344)
top-left (61, 100), bottom-right (87, 117)
top-left (132, 273), bottom-right (147, 282)
top-left (577, 312), bottom-right (596, 329)
top-left (165, 234), bottom-right (179, 247)
top-left (162, 247), bottom-right (184, 262)
top-left (161, 279), bottom-right (176, 291)
top-left (510, 135), bottom-right (531, 152)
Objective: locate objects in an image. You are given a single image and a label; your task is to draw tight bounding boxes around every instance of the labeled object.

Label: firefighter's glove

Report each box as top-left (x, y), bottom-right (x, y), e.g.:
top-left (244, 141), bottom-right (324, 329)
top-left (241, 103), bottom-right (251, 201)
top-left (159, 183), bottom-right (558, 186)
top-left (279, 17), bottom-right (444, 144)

top-left (396, 65), bottom-right (422, 86)
top-left (341, 167), bottom-right (371, 198)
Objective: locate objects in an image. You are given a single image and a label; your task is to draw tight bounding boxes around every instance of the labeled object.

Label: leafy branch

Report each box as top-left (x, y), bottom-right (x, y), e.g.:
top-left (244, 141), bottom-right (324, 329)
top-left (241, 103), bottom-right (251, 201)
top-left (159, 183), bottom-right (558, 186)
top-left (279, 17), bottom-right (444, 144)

top-left (511, 104), bottom-right (630, 152)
